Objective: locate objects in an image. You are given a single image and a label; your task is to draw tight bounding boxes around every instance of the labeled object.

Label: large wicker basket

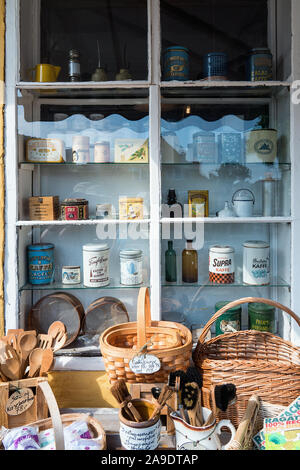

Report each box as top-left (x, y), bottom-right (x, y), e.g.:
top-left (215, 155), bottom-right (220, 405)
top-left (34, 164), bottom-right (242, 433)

top-left (100, 287), bottom-right (192, 383)
top-left (193, 297), bottom-right (300, 428)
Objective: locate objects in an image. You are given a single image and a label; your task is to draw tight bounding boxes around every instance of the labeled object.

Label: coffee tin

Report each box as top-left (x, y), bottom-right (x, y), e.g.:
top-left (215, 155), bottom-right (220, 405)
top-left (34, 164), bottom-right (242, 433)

top-left (27, 243), bottom-right (54, 285)
top-left (61, 198), bottom-right (89, 221)
top-left (203, 53), bottom-right (228, 80)
top-left (243, 240), bottom-right (270, 285)
top-left (163, 47), bottom-right (189, 81)
top-left (62, 266), bottom-right (81, 285)
top-left (245, 129), bottom-right (277, 163)
top-left (120, 249), bottom-right (143, 286)
top-left (83, 243), bottom-right (110, 287)
top-left (209, 245), bottom-right (235, 284)
top-left (247, 48), bottom-right (273, 81)
top-left (248, 302), bottom-right (275, 333)
top-left (215, 301), bottom-right (242, 336)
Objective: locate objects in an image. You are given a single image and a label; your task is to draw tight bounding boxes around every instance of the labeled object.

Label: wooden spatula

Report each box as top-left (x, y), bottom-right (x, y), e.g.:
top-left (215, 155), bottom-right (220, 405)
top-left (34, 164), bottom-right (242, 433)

top-left (48, 322), bottom-right (67, 351)
top-left (39, 349), bottom-right (54, 377)
top-left (28, 348), bottom-right (44, 378)
top-left (18, 332), bottom-right (37, 377)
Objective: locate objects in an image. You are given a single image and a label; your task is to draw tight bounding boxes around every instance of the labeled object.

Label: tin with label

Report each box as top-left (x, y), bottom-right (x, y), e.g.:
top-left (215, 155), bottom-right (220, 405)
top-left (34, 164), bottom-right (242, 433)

top-left (193, 132), bottom-right (217, 163)
top-left (245, 129), bottom-right (277, 164)
top-left (163, 46), bottom-right (189, 81)
top-left (83, 243), bottom-right (110, 287)
top-left (27, 243), bottom-right (55, 285)
top-left (247, 48), bottom-right (273, 81)
top-left (248, 302), bottom-right (275, 333)
top-left (72, 135), bottom-right (90, 163)
top-left (243, 240), bottom-right (270, 285)
top-left (209, 245), bottom-right (235, 284)
top-left (215, 301), bottom-right (242, 336)
top-left (120, 249), bottom-right (143, 286)
top-left (62, 266), bottom-right (81, 285)
top-left (61, 198), bottom-right (89, 221)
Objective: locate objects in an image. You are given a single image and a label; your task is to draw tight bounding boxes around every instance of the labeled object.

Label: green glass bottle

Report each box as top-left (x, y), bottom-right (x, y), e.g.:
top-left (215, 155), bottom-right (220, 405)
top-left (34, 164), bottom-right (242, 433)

top-left (165, 241), bottom-right (177, 282)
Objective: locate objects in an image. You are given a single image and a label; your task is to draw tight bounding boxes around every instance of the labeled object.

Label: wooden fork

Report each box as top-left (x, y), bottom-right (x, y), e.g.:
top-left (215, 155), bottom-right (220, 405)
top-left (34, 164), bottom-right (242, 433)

top-left (37, 334), bottom-right (53, 350)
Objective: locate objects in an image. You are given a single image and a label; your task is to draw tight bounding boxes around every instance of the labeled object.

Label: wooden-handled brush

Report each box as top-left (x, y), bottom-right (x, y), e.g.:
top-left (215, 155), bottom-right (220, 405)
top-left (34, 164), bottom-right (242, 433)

top-left (149, 384), bottom-right (175, 420)
top-left (110, 379), bottom-right (143, 422)
top-left (203, 383), bottom-right (237, 427)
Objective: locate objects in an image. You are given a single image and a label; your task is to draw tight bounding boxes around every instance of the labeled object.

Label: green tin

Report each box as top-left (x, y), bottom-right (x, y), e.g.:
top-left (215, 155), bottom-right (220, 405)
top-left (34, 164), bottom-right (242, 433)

top-left (248, 302), bottom-right (275, 333)
top-left (215, 301), bottom-right (242, 336)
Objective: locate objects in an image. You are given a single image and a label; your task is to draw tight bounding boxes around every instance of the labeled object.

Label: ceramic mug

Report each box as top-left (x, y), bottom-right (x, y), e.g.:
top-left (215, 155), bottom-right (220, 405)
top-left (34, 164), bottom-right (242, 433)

top-left (28, 64), bottom-right (61, 82)
top-left (171, 407), bottom-right (236, 450)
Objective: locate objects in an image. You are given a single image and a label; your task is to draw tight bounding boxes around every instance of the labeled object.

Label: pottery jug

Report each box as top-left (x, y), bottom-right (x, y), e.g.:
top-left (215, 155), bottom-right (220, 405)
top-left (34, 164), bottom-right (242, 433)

top-left (170, 408), bottom-right (236, 450)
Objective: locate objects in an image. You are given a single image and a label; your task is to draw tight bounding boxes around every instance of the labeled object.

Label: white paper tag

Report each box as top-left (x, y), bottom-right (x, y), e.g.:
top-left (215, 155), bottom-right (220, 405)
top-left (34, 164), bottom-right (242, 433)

top-left (129, 354), bottom-right (161, 374)
top-left (6, 388), bottom-right (35, 416)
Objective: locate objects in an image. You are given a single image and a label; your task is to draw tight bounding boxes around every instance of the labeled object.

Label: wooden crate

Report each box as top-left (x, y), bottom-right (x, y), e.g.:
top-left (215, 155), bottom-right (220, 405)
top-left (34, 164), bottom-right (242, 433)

top-left (0, 378), bottom-right (49, 429)
top-left (29, 196), bottom-right (59, 221)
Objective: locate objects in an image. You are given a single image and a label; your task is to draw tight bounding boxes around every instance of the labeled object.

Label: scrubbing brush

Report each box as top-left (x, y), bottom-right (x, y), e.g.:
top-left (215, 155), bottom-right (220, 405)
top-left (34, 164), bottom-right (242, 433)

top-left (204, 383), bottom-right (237, 426)
top-left (181, 381), bottom-right (200, 426)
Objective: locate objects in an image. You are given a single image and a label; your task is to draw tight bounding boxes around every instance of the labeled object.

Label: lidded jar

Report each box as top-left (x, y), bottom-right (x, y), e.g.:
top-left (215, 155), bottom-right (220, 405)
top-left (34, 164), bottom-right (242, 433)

top-left (232, 189), bottom-right (255, 217)
top-left (120, 249), bottom-right (143, 286)
top-left (82, 243), bottom-right (110, 287)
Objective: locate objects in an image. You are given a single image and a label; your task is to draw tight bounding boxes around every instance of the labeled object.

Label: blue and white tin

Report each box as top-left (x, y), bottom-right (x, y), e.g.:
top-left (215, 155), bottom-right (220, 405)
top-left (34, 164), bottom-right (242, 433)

top-left (27, 243), bottom-right (55, 285)
top-left (163, 47), bottom-right (189, 81)
top-left (203, 53), bottom-right (228, 80)
top-left (120, 249), bottom-right (143, 286)
top-left (218, 133), bottom-right (244, 164)
top-left (247, 48), bottom-right (272, 81)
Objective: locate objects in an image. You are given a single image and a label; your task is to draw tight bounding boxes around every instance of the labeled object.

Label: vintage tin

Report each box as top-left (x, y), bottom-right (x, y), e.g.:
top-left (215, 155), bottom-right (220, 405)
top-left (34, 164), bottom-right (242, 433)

top-left (94, 141), bottom-right (110, 163)
top-left (26, 138), bottom-right (65, 163)
top-left (245, 129), bottom-right (277, 163)
top-left (120, 249), bottom-right (143, 286)
top-left (60, 198), bottom-right (89, 221)
top-left (62, 266), bottom-right (81, 285)
top-left (215, 301), bottom-right (242, 336)
top-left (248, 302), bottom-right (275, 333)
top-left (119, 197), bottom-right (144, 220)
top-left (243, 240), bottom-right (270, 286)
top-left (209, 245), bottom-right (235, 284)
top-left (193, 132), bottom-right (216, 163)
top-left (218, 133), bottom-right (243, 164)
top-left (27, 243), bottom-right (54, 285)
top-left (163, 46), bottom-right (189, 81)
top-left (83, 243), bottom-right (110, 287)
top-left (247, 48), bottom-right (273, 81)
top-left (203, 53), bottom-right (228, 80)
top-left (72, 135), bottom-right (90, 163)
top-left (95, 203), bottom-right (115, 220)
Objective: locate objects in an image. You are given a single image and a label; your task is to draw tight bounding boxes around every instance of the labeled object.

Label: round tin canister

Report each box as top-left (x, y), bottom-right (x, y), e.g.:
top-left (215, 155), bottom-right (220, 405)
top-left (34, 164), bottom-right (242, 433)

top-left (209, 245), bottom-right (235, 284)
top-left (119, 399), bottom-right (161, 450)
top-left (203, 53), bottom-right (228, 80)
top-left (61, 198), bottom-right (89, 221)
top-left (248, 302), bottom-right (275, 333)
top-left (94, 141), bottom-right (110, 163)
top-left (120, 249), bottom-right (143, 286)
top-left (27, 243), bottom-right (54, 285)
top-left (193, 132), bottom-right (216, 163)
top-left (72, 135), bottom-right (90, 163)
top-left (215, 301), bottom-right (242, 336)
top-left (62, 266), bottom-right (81, 285)
top-left (245, 129), bottom-right (277, 164)
top-left (247, 48), bottom-right (273, 81)
top-left (83, 243), bottom-right (110, 287)
top-left (243, 240), bottom-right (270, 285)
top-left (163, 46), bottom-right (189, 81)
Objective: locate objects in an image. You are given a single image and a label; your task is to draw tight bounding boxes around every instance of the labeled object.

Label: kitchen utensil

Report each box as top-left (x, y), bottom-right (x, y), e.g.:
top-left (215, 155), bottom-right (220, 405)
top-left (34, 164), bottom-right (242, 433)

top-left (18, 332), bottom-right (38, 376)
top-left (37, 334), bottom-right (53, 350)
top-left (83, 297), bottom-right (129, 338)
top-left (48, 321), bottom-right (67, 350)
top-left (28, 348), bottom-right (44, 378)
top-left (0, 345), bottom-right (21, 380)
top-left (39, 349), bottom-right (54, 377)
top-left (110, 379), bottom-right (143, 423)
top-left (149, 384), bottom-right (175, 420)
top-left (52, 332), bottom-right (67, 352)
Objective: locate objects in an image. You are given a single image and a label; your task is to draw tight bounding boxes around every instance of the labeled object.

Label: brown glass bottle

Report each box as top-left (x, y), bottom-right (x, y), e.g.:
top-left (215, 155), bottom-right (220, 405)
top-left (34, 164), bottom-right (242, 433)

top-left (182, 240), bottom-right (198, 283)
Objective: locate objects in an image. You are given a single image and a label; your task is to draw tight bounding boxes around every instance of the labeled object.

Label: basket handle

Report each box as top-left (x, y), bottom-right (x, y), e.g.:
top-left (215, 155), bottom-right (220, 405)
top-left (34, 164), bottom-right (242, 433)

top-left (137, 287), bottom-right (152, 349)
top-left (37, 380), bottom-right (65, 450)
top-left (198, 297), bottom-right (300, 344)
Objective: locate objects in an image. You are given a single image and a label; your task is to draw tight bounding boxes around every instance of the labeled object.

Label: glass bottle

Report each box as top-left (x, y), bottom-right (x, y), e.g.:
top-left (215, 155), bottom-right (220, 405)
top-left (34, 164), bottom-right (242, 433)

top-left (165, 241), bottom-right (177, 282)
top-left (68, 49), bottom-right (81, 82)
top-left (182, 240), bottom-right (198, 283)
top-left (167, 189), bottom-right (183, 218)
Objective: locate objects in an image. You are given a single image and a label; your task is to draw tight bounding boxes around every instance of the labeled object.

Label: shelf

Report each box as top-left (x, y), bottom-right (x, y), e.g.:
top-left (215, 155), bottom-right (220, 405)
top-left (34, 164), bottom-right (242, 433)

top-left (162, 276), bottom-right (290, 289)
top-left (160, 217), bottom-right (292, 224)
top-left (161, 162), bottom-right (291, 168)
top-left (19, 162), bottom-right (149, 168)
top-left (17, 219), bottom-right (151, 227)
top-left (19, 280), bottom-right (149, 292)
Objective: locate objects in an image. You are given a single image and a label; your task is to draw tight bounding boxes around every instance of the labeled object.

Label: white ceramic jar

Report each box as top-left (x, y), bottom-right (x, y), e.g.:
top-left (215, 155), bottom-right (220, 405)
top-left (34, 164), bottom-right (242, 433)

top-left (120, 249), bottom-right (143, 285)
top-left (72, 135), bottom-right (90, 163)
top-left (83, 243), bottom-right (110, 287)
top-left (94, 141), bottom-right (110, 163)
top-left (62, 266), bottom-right (81, 285)
top-left (243, 240), bottom-right (270, 285)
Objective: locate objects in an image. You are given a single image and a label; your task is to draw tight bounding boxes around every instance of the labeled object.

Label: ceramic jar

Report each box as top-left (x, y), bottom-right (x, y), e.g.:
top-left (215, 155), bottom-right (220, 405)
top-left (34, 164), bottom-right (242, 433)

top-left (120, 249), bottom-right (143, 285)
top-left (82, 243), bottom-right (110, 287)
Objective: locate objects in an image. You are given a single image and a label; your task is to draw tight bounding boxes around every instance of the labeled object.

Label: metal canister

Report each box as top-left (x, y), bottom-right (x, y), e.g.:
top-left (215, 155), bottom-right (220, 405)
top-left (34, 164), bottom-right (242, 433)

top-left (163, 46), bottom-right (189, 81)
top-left (120, 249), bottom-right (143, 286)
top-left (248, 302), bottom-right (275, 333)
top-left (83, 243), bottom-right (110, 287)
top-left (215, 301), bottom-right (242, 336)
top-left (209, 245), bottom-right (235, 284)
top-left (243, 240), bottom-right (270, 285)
top-left (203, 53), bottom-right (228, 80)
top-left (219, 133), bottom-right (243, 164)
top-left (62, 266), bottom-right (81, 285)
top-left (193, 132), bottom-right (216, 163)
top-left (94, 141), bottom-right (110, 163)
top-left (27, 243), bottom-right (54, 285)
top-left (247, 48), bottom-right (273, 81)
top-left (60, 198), bottom-right (89, 220)
top-left (245, 129), bottom-right (277, 164)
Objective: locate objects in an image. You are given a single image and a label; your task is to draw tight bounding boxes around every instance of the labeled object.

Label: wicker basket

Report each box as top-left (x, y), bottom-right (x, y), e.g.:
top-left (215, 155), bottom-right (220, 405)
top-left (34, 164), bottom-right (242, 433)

top-left (193, 297), bottom-right (300, 428)
top-left (100, 287), bottom-right (192, 383)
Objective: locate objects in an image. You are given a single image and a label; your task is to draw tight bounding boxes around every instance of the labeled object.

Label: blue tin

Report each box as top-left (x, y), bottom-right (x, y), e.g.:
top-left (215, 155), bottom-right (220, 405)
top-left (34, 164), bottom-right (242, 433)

top-left (163, 46), bottom-right (189, 81)
top-left (247, 48), bottom-right (272, 81)
top-left (27, 243), bottom-right (55, 285)
top-left (203, 53), bottom-right (228, 80)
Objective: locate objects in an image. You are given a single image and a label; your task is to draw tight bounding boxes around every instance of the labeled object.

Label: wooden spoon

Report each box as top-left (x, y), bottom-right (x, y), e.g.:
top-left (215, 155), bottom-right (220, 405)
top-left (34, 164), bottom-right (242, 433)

top-left (28, 348), bottom-right (44, 378)
top-left (48, 322), bottom-right (67, 351)
top-left (0, 345), bottom-right (21, 380)
top-left (18, 332), bottom-right (37, 377)
top-left (39, 349), bottom-right (54, 377)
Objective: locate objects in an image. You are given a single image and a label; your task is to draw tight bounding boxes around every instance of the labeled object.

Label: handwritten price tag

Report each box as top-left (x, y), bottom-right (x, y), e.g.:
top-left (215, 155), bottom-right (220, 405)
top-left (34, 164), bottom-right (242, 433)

top-left (6, 388), bottom-right (35, 416)
top-left (129, 354), bottom-right (161, 374)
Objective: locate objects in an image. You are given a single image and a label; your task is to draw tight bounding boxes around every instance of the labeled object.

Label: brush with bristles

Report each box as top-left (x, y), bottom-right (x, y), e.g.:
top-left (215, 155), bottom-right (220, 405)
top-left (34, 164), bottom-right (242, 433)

top-left (168, 370), bottom-right (188, 421)
top-left (110, 379), bottom-right (143, 422)
top-left (181, 381), bottom-right (200, 426)
top-left (204, 383), bottom-right (237, 427)
top-left (149, 384), bottom-right (175, 420)
top-left (186, 367), bottom-right (204, 425)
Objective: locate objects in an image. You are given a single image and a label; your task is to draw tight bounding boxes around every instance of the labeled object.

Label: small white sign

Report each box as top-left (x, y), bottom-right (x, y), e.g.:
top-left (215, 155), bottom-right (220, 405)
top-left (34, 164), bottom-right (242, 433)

top-left (129, 354), bottom-right (161, 375)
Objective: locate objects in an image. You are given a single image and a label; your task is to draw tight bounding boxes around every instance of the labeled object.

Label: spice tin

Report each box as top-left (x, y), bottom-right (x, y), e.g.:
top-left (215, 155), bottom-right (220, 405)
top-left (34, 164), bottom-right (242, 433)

top-left (248, 302), bottom-right (275, 333)
top-left (27, 243), bottom-right (54, 285)
top-left (119, 197), bottom-right (144, 220)
top-left (203, 53), bottom-right (228, 80)
top-left (209, 245), bottom-right (235, 284)
top-left (83, 243), bottom-right (110, 287)
top-left (215, 301), bottom-right (242, 336)
top-left (120, 249), bottom-right (143, 286)
top-left (245, 129), bottom-right (277, 163)
top-left (62, 266), bottom-right (81, 285)
top-left (163, 46), bottom-right (189, 81)
top-left (94, 141), bottom-right (110, 163)
top-left (218, 133), bottom-right (243, 164)
top-left (61, 198), bottom-right (89, 221)
top-left (247, 48), bottom-right (273, 81)
top-left (243, 240), bottom-right (270, 285)
top-left (193, 132), bottom-right (216, 163)
top-left (72, 135), bottom-right (90, 163)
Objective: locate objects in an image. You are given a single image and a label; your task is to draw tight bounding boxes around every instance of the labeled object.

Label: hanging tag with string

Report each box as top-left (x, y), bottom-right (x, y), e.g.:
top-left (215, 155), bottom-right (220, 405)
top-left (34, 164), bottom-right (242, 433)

top-left (129, 340), bottom-right (161, 374)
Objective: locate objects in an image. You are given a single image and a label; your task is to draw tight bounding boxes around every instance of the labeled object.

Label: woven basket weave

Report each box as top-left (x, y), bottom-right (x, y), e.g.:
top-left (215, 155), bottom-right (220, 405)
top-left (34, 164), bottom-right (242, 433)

top-left (193, 297), bottom-right (300, 428)
top-left (100, 287), bottom-right (192, 384)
